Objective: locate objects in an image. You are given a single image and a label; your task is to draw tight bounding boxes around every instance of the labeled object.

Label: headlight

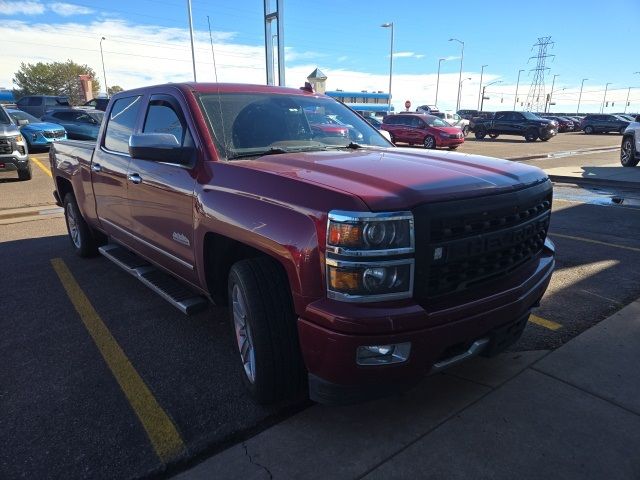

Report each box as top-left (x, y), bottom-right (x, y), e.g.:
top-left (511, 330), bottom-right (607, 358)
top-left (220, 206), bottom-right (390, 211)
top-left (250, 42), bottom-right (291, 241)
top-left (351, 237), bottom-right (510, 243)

top-left (327, 211), bottom-right (413, 254)
top-left (14, 134), bottom-right (24, 142)
top-left (326, 210), bottom-right (415, 302)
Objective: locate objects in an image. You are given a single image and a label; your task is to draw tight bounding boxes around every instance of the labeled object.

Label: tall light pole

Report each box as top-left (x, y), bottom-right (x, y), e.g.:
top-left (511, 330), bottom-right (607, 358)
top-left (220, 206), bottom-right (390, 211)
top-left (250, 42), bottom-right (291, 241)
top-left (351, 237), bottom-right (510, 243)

top-left (480, 80), bottom-right (502, 112)
top-left (477, 64), bottom-right (488, 110)
top-left (577, 78), bottom-right (588, 114)
top-left (99, 36), bottom-right (108, 97)
top-left (459, 77), bottom-right (471, 109)
top-left (381, 22), bottom-right (394, 114)
top-left (545, 74), bottom-right (559, 113)
top-left (626, 72), bottom-right (640, 113)
top-left (547, 87), bottom-right (566, 113)
top-left (513, 69), bottom-right (524, 110)
top-left (449, 38), bottom-right (464, 111)
top-left (435, 57), bottom-right (446, 106)
top-left (601, 82), bottom-right (612, 113)
top-left (187, 0), bottom-right (197, 81)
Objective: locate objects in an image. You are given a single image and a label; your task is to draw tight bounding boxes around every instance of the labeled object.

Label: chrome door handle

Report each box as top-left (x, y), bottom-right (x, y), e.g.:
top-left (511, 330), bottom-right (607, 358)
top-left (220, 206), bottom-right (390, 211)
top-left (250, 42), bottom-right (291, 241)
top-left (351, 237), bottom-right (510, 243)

top-left (91, 163), bottom-right (102, 173)
top-left (127, 173), bottom-right (142, 184)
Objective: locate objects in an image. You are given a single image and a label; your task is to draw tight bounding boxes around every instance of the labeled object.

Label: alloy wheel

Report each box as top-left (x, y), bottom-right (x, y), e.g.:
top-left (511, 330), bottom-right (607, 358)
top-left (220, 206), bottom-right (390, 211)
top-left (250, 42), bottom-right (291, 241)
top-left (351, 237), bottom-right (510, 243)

top-left (232, 284), bottom-right (256, 383)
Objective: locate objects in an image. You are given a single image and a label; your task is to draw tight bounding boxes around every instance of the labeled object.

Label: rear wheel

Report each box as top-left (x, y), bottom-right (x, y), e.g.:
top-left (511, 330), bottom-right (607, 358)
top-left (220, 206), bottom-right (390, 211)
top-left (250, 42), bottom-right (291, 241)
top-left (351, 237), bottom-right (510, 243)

top-left (621, 137), bottom-right (639, 167)
top-left (228, 257), bottom-right (305, 404)
top-left (448, 146), bottom-right (459, 150)
top-left (475, 128), bottom-right (487, 139)
top-left (462, 125), bottom-right (470, 136)
top-left (524, 129), bottom-right (538, 142)
top-left (489, 133), bottom-right (499, 139)
top-left (423, 135), bottom-right (436, 149)
top-left (17, 163), bottom-right (32, 181)
top-left (63, 193), bottom-right (99, 257)
top-left (584, 125), bottom-right (594, 134)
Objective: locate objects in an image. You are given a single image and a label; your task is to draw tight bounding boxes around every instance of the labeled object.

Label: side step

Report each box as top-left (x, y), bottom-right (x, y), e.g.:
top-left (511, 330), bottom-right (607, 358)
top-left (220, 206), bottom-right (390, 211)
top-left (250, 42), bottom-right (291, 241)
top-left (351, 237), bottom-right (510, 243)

top-left (98, 244), bottom-right (208, 315)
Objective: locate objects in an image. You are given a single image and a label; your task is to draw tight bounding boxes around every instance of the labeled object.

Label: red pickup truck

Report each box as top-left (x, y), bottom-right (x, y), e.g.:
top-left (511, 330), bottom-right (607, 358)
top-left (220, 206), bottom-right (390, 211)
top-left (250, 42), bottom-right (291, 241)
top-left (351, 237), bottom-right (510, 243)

top-left (49, 83), bottom-right (555, 405)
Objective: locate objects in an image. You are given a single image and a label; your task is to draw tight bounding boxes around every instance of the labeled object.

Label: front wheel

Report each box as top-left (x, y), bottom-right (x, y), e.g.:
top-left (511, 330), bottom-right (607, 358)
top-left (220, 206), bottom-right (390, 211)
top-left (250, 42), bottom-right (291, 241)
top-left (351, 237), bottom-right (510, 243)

top-left (423, 135), bottom-right (436, 149)
top-left (584, 125), bottom-right (594, 134)
top-left (475, 128), bottom-right (487, 139)
top-left (621, 137), bottom-right (639, 167)
top-left (63, 193), bottom-right (99, 257)
top-left (462, 125), bottom-right (470, 137)
top-left (620, 127), bottom-right (627, 135)
top-left (228, 257), bottom-right (305, 404)
top-left (524, 129), bottom-right (538, 142)
top-left (17, 163), bottom-right (32, 181)
top-left (489, 133), bottom-right (499, 139)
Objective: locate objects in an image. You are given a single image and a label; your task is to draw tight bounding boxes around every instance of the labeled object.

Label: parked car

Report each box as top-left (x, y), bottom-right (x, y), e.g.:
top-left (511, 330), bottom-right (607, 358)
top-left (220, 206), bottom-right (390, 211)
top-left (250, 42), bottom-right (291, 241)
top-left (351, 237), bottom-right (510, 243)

top-left (416, 105), bottom-right (439, 114)
top-left (0, 105), bottom-right (31, 180)
top-left (615, 114), bottom-right (635, 122)
top-left (621, 119), bottom-right (640, 167)
top-left (431, 111), bottom-right (470, 136)
top-left (361, 115), bottom-right (383, 129)
top-left (83, 97), bottom-right (110, 111)
top-left (542, 115), bottom-right (575, 133)
top-left (580, 114), bottom-right (630, 134)
top-left (16, 95), bottom-right (70, 118)
top-left (382, 113), bottom-right (465, 149)
top-left (50, 83), bottom-right (554, 404)
top-left (457, 109), bottom-right (480, 120)
top-left (305, 112), bottom-right (350, 138)
top-left (41, 108), bottom-right (103, 140)
top-left (474, 111), bottom-right (557, 142)
top-left (6, 109), bottom-right (67, 149)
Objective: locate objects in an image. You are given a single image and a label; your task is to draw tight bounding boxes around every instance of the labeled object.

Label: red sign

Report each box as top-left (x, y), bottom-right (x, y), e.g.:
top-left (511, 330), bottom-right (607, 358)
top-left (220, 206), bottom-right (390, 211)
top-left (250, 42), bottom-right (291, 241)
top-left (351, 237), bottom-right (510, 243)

top-left (404, 100), bottom-right (411, 110)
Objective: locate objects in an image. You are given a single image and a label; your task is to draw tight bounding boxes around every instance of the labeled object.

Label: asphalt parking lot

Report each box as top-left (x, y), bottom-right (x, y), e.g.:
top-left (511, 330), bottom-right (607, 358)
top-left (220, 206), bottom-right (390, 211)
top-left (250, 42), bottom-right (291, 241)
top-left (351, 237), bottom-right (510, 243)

top-left (2, 135), bottom-right (640, 479)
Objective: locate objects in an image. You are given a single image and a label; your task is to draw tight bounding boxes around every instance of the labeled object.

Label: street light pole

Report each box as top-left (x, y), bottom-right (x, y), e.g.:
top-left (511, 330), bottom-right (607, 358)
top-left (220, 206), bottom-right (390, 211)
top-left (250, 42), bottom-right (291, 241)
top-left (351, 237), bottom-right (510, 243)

top-left (513, 69), bottom-right (524, 110)
top-left (601, 82), bottom-right (612, 113)
top-left (546, 74), bottom-right (559, 113)
top-left (449, 38), bottom-right (464, 111)
top-left (480, 80), bottom-right (502, 112)
top-left (99, 37), bottom-right (108, 97)
top-left (577, 78), bottom-right (588, 114)
top-left (435, 57), bottom-right (445, 107)
top-left (459, 77), bottom-right (471, 109)
top-left (477, 64), bottom-right (487, 110)
top-left (381, 22), bottom-right (394, 114)
top-left (627, 72), bottom-right (640, 113)
top-left (187, 0), bottom-right (197, 82)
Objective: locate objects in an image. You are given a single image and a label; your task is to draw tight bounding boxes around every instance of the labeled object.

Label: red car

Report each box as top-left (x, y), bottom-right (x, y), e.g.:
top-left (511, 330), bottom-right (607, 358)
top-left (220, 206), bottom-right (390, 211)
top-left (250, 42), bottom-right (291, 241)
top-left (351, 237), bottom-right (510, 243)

top-left (382, 113), bottom-right (465, 149)
top-left (306, 112), bottom-right (349, 137)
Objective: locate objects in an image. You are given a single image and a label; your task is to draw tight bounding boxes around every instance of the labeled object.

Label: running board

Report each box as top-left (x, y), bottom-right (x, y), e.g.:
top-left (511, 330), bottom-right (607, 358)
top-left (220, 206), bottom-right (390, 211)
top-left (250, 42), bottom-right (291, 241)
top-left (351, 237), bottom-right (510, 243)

top-left (98, 244), bottom-right (208, 315)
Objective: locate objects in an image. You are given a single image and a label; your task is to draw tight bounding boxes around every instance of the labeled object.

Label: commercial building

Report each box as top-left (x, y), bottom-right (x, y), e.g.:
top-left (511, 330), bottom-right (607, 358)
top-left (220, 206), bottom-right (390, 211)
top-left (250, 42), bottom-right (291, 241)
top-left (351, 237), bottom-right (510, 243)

top-left (325, 90), bottom-right (393, 116)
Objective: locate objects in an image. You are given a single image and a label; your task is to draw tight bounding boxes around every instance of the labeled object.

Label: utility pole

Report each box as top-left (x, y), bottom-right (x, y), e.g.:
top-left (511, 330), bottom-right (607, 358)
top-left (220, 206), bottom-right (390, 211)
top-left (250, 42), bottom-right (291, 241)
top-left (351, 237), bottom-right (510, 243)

top-left (577, 78), bottom-right (588, 114)
top-left (480, 80), bottom-right (502, 112)
top-left (449, 38), bottom-right (464, 111)
top-left (477, 64), bottom-right (487, 110)
top-left (513, 69), bottom-right (524, 110)
top-left (601, 82), bottom-right (611, 113)
top-left (525, 36), bottom-right (554, 112)
top-left (545, 74), bottom-right (559, 113)
top-left (627, 72), bottom-right (640, 113)
top-left (187, 0), bottom-right (197, 81)
top-left (264, 0), bottom-right (285, 86)
top-left (381, 22), bottom-right (394, 114)
top-left (99, 37), bottom-right (108, 96)
top-left (435, 57), bottom-right (445, 107)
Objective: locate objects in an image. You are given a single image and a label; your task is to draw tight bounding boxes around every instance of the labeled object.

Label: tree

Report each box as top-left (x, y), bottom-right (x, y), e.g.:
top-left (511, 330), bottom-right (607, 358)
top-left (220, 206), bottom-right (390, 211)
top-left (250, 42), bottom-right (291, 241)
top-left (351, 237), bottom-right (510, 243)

top-left (108, 85), bottom-right (124, 95)
top-left (12, 60), bottom-right (100, 105)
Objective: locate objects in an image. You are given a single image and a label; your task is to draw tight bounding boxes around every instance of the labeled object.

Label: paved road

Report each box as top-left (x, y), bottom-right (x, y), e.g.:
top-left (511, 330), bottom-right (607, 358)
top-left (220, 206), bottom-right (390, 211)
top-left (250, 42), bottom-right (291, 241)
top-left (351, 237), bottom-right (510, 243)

top-left (2, 143), bottom-right (640, 479)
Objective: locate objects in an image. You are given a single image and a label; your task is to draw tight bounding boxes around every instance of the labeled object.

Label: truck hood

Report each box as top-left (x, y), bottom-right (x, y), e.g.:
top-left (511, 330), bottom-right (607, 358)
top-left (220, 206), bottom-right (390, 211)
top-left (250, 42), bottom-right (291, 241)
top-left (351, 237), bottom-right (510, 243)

top-left (0, 123), bottom-right (20, 136)
top-left (21, 121), bottom-right (65, 133)
top-left (234, 147), bottom-right (549, 211)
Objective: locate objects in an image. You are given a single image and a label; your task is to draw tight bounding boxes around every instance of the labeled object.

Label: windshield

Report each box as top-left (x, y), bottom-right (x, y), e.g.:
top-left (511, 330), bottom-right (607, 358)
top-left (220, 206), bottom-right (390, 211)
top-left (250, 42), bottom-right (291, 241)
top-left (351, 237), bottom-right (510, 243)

top-left (198, 93), bottom-right (391, 159)
top-left (521, 111), bottom-right (543, 120)
top-left (8, 110), bottom-right (40, 124)
top-left (425, 116), bottom-right (449, 127)
top-left (89, 111), bottom-right (104, 123)
top-left (0, 106), bottom-right (11, 124)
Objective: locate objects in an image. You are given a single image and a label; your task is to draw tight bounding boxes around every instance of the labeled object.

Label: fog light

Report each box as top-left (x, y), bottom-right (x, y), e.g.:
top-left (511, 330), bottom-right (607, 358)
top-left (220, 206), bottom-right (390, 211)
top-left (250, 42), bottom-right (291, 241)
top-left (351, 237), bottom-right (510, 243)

top-left (356, 342), bottom-right (411, 365)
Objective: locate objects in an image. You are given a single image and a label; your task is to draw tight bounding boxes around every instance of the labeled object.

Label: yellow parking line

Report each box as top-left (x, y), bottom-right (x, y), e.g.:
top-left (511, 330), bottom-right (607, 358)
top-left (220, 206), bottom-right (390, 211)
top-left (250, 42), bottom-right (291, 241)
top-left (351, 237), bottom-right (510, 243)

top-left (30, 156), bottom-right (52, 177)
top-left (550, 233), bottom-right (640, 253)
top-left (529, 314), bottom-right (562, 331)
top-left (50, 258), bottom-right (185, 463)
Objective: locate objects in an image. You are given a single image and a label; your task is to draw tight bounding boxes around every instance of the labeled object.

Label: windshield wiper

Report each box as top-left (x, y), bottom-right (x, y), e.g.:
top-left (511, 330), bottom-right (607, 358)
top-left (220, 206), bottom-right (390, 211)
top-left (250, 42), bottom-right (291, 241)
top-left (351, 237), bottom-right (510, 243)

top-left (229, 147), bottom-right (289, 160)
top-left (325, 142), bottom-right (366, 150)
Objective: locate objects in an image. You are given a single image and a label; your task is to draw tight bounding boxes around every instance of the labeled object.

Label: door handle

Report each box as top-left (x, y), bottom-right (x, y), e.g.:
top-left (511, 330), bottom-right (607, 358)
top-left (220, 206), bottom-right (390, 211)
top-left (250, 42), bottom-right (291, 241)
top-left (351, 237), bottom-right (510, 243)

top-left (127, 173), bottom-right (142, 184)
top-left (91, 163), bottom-right (102, 173)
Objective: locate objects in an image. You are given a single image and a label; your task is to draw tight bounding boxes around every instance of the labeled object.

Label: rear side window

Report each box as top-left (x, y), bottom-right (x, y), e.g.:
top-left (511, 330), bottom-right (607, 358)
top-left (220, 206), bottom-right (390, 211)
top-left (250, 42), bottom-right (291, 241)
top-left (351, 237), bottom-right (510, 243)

top-left (53, 111), bottom-right (74, 121)
top-left (28, 97), bottom-right (42, 106)
top-left (104, 96), bottom-right (142, 154)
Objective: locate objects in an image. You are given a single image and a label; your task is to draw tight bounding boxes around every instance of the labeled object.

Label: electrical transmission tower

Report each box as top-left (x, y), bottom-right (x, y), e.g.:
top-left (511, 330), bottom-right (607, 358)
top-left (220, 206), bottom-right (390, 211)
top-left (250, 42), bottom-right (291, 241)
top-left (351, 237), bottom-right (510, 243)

top-left (525, 36), bottom-right (554, 112)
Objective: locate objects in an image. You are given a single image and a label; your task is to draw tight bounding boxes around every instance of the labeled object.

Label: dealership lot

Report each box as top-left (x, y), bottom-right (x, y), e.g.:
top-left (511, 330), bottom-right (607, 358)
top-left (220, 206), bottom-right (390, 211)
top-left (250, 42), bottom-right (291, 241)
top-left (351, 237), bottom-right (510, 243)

top-left (2, 135), bottom-right (640, 478)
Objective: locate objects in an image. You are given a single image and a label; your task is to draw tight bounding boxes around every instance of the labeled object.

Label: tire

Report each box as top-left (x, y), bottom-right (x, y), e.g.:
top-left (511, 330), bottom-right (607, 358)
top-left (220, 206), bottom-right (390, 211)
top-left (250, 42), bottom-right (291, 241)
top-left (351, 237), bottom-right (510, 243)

top-left (540, 137), bottom-right (550, 142)
top-left (423, 135), bottom-right (436, 149)
top-left (17, 163), bottom-right (32, 181)
top-left (475, 128), bottom-right (487, 139)
top-left (448, 146), bottom-right (459, 150)
top-left (63, 193), bottom-right (99, 257)
top-left (462, 125), bottom-right (470, 137)
top-left (584, 125), bottom-right (594, 134)
top-left (524, 129), bottom-right (538, 142)
top-left (228, 257), bottom-right (305, 404)
top-left (489, 133), bottom-right (499, 139)
top-left (621, 137), bottom-right (639, 167)
top-left (389, 133), bottom-right (396, 144)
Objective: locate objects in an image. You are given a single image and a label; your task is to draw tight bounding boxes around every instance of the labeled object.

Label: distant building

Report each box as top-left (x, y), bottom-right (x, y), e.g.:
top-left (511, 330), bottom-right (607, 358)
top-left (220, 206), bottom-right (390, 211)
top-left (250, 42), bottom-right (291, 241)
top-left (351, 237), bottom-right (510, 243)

top-left (325, 90), bottom-right (393, 116)
top-left (0, 89), bottom-right (15, 103)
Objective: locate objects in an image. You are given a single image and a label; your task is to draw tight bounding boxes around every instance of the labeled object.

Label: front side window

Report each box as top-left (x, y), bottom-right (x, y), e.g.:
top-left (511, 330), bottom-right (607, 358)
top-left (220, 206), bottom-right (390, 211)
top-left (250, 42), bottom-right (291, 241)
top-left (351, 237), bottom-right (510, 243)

top-left (104, 96), bottom-right (142, 154)
top-left (143, 99), bottom-right (190, 146)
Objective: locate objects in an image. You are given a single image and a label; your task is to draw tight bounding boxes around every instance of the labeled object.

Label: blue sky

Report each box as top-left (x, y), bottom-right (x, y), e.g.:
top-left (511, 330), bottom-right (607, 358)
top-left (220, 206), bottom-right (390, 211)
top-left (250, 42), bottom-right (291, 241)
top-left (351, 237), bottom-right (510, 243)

top-left (1, 0), bottom-right (639, 112)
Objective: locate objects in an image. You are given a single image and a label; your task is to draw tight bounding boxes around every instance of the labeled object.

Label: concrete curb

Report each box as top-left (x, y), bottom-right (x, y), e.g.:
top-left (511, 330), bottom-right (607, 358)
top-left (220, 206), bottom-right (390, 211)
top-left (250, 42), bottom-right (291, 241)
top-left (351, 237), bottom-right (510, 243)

top-left (508, 145), bottom-right (620, 162)
top-left (548, 175), bottom-right (640, 190)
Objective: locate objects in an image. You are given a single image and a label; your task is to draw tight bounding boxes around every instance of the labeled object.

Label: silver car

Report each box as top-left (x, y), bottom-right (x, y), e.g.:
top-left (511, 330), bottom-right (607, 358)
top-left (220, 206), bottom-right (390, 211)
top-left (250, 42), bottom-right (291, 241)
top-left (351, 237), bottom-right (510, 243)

top-left (0, 105), bottom-right (31, 180)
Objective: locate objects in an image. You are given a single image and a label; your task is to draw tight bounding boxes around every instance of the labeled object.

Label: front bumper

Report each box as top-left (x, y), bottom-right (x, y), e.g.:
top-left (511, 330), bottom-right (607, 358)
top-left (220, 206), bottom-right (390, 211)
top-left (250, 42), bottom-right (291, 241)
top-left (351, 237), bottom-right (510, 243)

top-left (299, 241), bottom-right (555, 404)
top-left (0, 152), bottom-right (29, 172)
top-left (436, 136), bottom-right (465, 148)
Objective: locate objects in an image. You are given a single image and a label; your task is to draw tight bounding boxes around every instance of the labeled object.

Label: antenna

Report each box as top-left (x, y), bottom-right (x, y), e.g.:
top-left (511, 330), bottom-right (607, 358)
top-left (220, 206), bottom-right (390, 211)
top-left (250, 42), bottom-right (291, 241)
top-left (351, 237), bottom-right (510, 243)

top-left (207, 15), bottom-right (229, 158)
top-left (525, 36), bottom-right (555, 112)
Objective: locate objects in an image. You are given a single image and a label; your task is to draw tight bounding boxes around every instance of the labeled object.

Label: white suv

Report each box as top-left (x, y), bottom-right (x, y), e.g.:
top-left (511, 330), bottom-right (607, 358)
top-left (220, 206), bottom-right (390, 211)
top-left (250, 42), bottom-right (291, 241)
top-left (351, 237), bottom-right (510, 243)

top-left (621, 118), bottom-right (640, 167)
top-left (432, 111), bottom-right (470, 136)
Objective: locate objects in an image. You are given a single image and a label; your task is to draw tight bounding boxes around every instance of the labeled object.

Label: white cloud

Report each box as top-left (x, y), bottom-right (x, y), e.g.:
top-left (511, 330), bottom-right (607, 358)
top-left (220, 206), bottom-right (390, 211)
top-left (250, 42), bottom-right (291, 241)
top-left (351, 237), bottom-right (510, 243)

top-left (393, 51), bottom-right (424, 59)
top-left (49, 2), bottom-right (93, 16)
top-left (442, 55), bottom-right (460, 61)
top-left (0, 1), bottom-right (45, 15)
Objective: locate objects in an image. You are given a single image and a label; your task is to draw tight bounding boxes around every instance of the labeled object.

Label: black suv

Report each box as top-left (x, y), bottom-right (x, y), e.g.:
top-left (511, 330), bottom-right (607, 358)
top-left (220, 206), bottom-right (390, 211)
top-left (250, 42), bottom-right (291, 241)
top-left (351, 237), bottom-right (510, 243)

top-left (473, 111), bottom-right (558, 142)
top-left (580, 114), bottom-right (630, 134)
